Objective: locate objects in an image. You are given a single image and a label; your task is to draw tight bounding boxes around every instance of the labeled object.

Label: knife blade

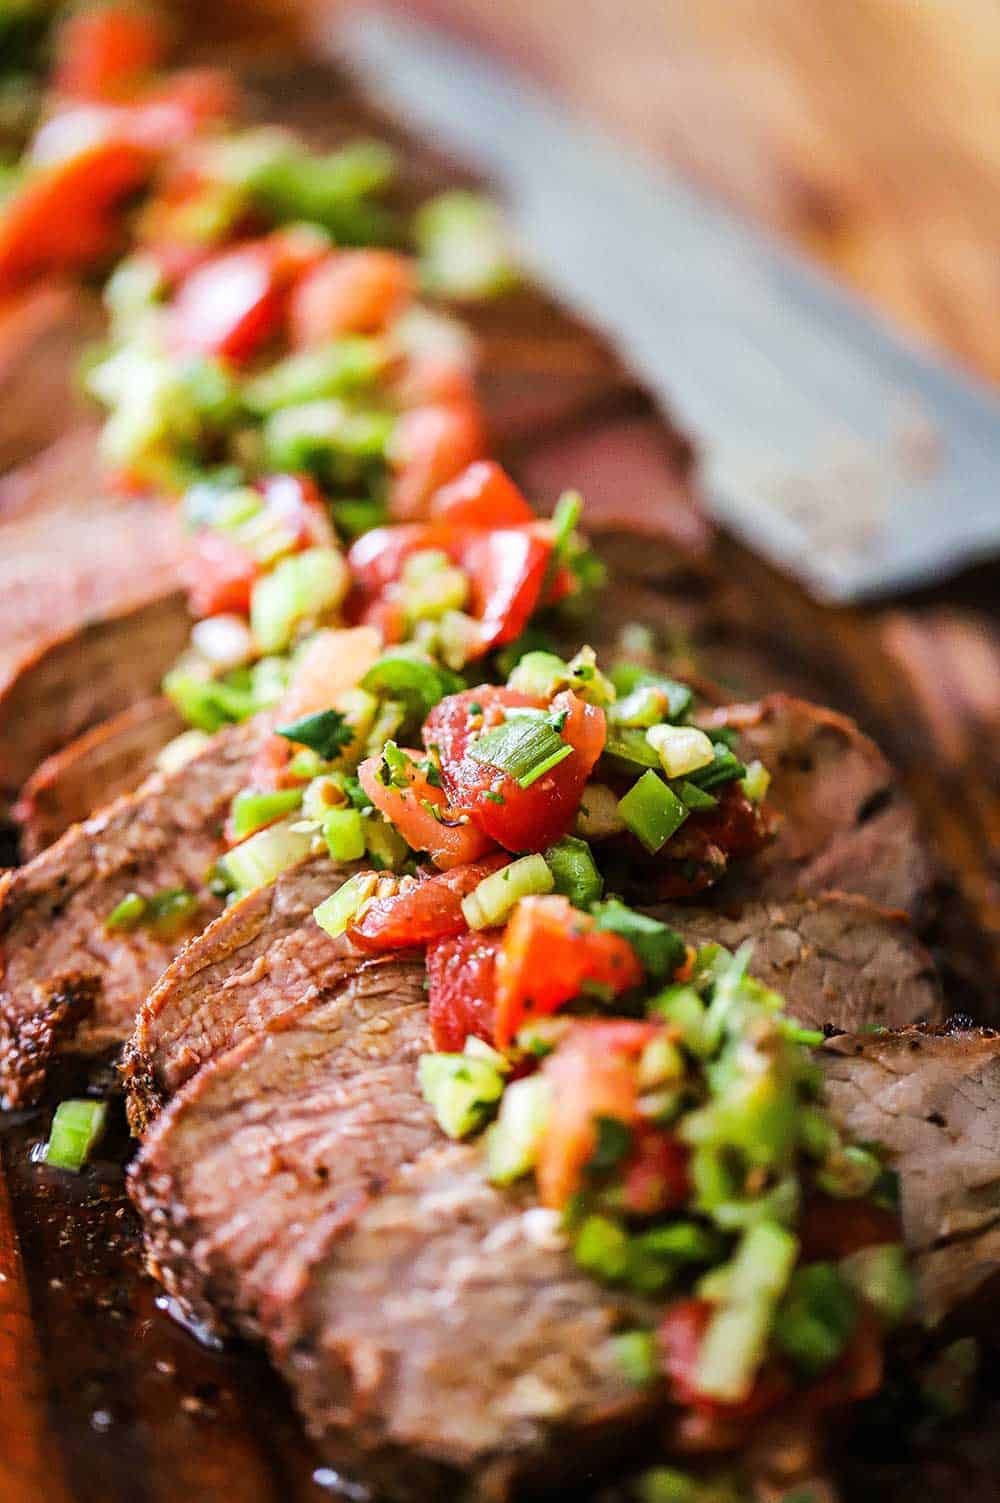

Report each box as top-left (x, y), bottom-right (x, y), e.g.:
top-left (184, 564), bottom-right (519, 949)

top-left (339, 10), bottom-right (1000, 602)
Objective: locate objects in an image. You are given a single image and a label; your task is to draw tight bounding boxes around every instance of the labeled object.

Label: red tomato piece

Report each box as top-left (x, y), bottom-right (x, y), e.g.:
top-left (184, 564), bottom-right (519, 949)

top-left (430, 461), bottom-right (534, 529)
top-left (55, 6), bottom-right (163, 102)
top-left (621, 1126), bottom-right (690, 1217)
top-left (393, 351), bottom-right (476, 409)
top-left (426, 929), bottom-right (503, 1050)
top-left (126, 67), bottom-right (234, 150)
top-left (243, 733), bottom-right (297, 799)
top-left (535, 1016), bottom-right (654, 1207)
top-left (357, 749), bottom-right (495, 870)
top-left (347, 523), bottom-right (443, 595)
top-left (459, 525), bottom-right (552, 650)
top-left (658, 1300), bottom-right (790, 1419)
top-left (494, 895), bottom-right (643, 1051)
top-left (799, 1195), bottom-right (902, 1263)
top-left (183, 530), bottom-right (260, 619)
top-left (426, 688), bottom-right (606, 853)
top-left (168, 241), bottom-right (283, 363)
top-left (389, 399), bottom-right (487, 521)
top-left (290, 249), bottom-right (415, 345)
top-left (0, 135), bottom-right (153, 292)
top-left (348, 856), bottom-right (509, 953)
top-left (258, 473), bottom-right (334, 550)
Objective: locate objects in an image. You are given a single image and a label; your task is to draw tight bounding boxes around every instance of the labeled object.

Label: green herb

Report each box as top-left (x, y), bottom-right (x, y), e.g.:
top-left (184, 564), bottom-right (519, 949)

top-left (592, 900), bottom-right (686, 979)
top-left (277, 709), bottom-right (353, 760)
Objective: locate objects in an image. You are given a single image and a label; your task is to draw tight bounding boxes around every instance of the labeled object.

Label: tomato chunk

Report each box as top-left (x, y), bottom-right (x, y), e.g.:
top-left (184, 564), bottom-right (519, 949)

top-left (357, 749), bottom-right (495, 870)
top-left (290, 250), bottom-right (415, 345)
top-left (349, 856), bottom-right (508, 953)
top-left (459, 525), bottom-right (552, 649)
top-left (169, 241), bottom-right (283, 363)
top-left (257, 472), bottom-right (334, 550)
top-left (184, 530), bottom-right (260, 618)
top-left (535, 1016), bottom-right (654, 1207)
top-left (429, 462), bottom-right (534, 528)
top-left (427, 929), bottom-right (503, 1050)
top-left (426, 687), bottom-right (606, 853)
top-left (494, 895), bottom-right (643, 1051)
top-left (621, 1125), bottom-right (690, 1217)
top-left (389, 399), bottom-right (486, 521)
top-left (55, 6), bottom-right (163, 102)
top-left (658, 1300), bottom-right (790, 1420)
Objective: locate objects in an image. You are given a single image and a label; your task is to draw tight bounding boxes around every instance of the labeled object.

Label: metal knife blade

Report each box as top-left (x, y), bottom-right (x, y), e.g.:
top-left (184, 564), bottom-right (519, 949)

top-left (339, 11), bottom-right (1000, 602)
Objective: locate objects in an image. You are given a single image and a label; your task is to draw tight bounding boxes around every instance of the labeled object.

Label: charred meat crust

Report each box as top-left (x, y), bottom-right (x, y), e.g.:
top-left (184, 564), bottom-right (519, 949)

top-left (0, 718), bottom-right (265, 1107)
top-left (14, 696), bottom-right (184, 858)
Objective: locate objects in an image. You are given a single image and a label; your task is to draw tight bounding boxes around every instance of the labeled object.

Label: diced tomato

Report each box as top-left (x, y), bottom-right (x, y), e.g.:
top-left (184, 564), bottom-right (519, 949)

top-left (494, 896), bottom-right (643, 1052)
top-left (429, 462), bottom-right (534, 529)
top-left (244, 732), bottom-right (297, 797)
top-left (348, 856), bottom-right (508, 953)
top-left (460, 525), bottom-right (552, 649)
top-left (184, 530), bottom-right (260, 618)
top-left (427, 928), bottom-right (503, 1050)
top-left (621, 1125), bottom-right (690, 1217)
top-left (658, 1300), bottom-right (790, 1420)
top-left (426, 688), bottom-right (606, 853)
top-left (535, 1016), bottom-right (654, 1207)
top-left (290, 250), bottom-right (415, 345)
top-left (0, 135), bottom-right (153, 292)
top-left (277, 625), bottom-right (383, 721)
top-left (357, 749), bottom-right (495, 870)
top-left (357, 593), bottom-right (407, 645)
top-left (126, 67), bottom-right (235, 149)
top-left (389, 399), bottom-right (487, 521)
top-left (257, 473), bottom-right (334, 550)
top-left (799, 1194), bottom-right (902, 1264)
top-left (347, 523), bottom-right (443, 595)
top-left (55, 6), bottom-right (163, 102)
top-left (393, 352), bottom-right (476, 409)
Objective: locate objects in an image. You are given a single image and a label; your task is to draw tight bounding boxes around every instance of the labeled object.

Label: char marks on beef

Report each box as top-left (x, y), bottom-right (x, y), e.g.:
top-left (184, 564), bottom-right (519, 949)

top-left (822, 1026), bottom-right (1000, 1325)
top-left (0, 717), bottom-right (264, 1107)
top-left (656, 892), bottom-right (942, 1033)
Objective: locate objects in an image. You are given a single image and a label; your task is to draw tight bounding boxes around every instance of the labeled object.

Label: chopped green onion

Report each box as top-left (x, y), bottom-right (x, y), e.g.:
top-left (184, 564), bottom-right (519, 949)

top-left (250, 547), bottom-right (350, 653)
top-left (313, 871), bottom-right (379, 937)
top-left (231, 787), bottom-right (304, 840)
top-left (694, 1222), bottom-right (798, 1402)
top-left (773, 1263), bottom-right (858, 1376)
top-left (611, 1330), bottom-right (659, 1387)
top-left (573, 1214), bottom-right (631, 1283)
top-left (685, 742), bottom-right (747, 792)
top-left (468, 716), bottom-right (573, 789)
top-left (675, 780), bottom-right (718, 811)
top-left (222, 819), bottom-right (314, 894)
top-left (277, 708), bottom-right (353, 760)
top-left (105, 892), bottom-right (147, 933)
top-left (146, 887), bottom-right (200, 940)
top-left (485, 1073), bottom-right (551, 1185)
top-left (543, 836), bottom-right (603, 908)
top-left (322, 808), bottom-right (366, 863)
top-left (163, 668), bottom-right (258, 732)
top-left (617, 770), bottom-right (689, 853)
top-left (243, 338), bottom-right (387, 413)
top-left (361, 652), bottom-right (463, 725)
top-left (415, 190), bottom-right (518, 299)
top-left (418, 1051), bottom-right (505, 1139)
top-left (461, 854), bottom-right (554, 930)
top-left (608, 665), bottom-right (693, 722)
top-left (592, 900), bottom-right (686, 979)
top-left (44, 1100), bottom-right (108, 1172)
top-left (839, 1244), bottom-right (913, 1326)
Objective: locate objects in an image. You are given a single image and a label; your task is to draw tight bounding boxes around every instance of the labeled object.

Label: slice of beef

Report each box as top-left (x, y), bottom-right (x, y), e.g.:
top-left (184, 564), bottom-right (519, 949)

top-left (0, 285), bottom-right (102, 480)
top-left (14, 697), bottom-right (184, 858)
top-left (276, 1141), bottom-right (658, 1502)
top-left (712, 695), bottom-right (932, 914)
top-left (822, 1026), bottom-right (1000, 1326)
top-left (655, 892), bottom-right (943, 1033)
top-left (0, 717), bottom-right (265, 1108)
top-left (128, 957), bottom-right (434, 1339)
top-left (124, 854), bottom-right (351, 1133)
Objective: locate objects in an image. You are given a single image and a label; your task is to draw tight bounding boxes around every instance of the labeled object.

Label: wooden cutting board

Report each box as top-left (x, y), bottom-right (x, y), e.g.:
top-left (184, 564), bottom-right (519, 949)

top-left (2, 54), bottom-right (999, 1503)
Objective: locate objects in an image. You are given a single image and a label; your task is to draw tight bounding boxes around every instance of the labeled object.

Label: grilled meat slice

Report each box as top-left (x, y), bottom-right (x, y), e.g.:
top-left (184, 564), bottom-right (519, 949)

top-left (14, 697), bottom-right (184, 857)
top-left (655, 892), bottom-right (942, 1033)
top-left (0, 718), bottom-right (264, 1107)
top-left (0, 285), bottom-right (102, 480)
top-left (124, 856), bottom-right (354, 1133)
top-left (822, 1025), bottom-right (1000, 1325)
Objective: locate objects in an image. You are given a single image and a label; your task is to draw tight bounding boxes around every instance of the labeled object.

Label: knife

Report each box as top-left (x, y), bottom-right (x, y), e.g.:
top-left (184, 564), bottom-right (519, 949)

top-left (339, 10), bottom-right (1000, 602)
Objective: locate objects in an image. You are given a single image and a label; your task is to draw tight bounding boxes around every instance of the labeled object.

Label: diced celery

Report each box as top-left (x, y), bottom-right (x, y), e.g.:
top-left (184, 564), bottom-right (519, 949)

top-left (399, 549), bottom-right (469, 622)
top-left (646, 723), bottom-right (716, 779)
top-left (507, 650), bottom-right (570, 699)
top-left (461, 854), bottom-right (554, 930)
top-left (611, 1330), bottom-right (659, 1387)
top-left (231, 787), bottom-right (304, 839)
top-left (464, 1035), bottom-right (512, 1073)
top-left (740, 758), bottom-right (771, 804)
top-left (637, 1034), bottom-right (685, 1090)
top-left (543, 835), bottom-right (603, 908)
top-left (610, 685), bottom-right (671, 728)
top-left (163, 668), bottom-right (258, 732)
top-left (839, 1244), bottom-right (913, 1326)
top-left (573, 1214), bottom-right (630, 1283)
top-left (418, 1052), bottom-right (505, 1139)
top-left (363, 815), bottom-right (411, 872)
top-left (44, 1099), bottom-right (108, 1172)
top-left (222, 818), bottom-right (314, 894)
top-left (322, 807), bottom-right (366, 863)
top-left (244, 338), bottom-right (387, 413)
top-left (617, 771), bottom-right (689, 853)
top-left (415, 190), bottom-right (518, 299)
top-left (694, 1222), bottom-right (798, 1402)
top-left (485, 1074), bottom-right (551, 1185)
top-left (313, 871), bottom-right (379, 937)
top-left (250, 547), bottom-right (349, 653)
top-left (574, 783), bottom-right (626, 840)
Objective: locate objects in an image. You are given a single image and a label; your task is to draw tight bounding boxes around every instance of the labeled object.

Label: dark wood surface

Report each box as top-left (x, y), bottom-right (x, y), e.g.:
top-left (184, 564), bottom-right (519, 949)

top-left (2, 49), bottom-right (999, 1503)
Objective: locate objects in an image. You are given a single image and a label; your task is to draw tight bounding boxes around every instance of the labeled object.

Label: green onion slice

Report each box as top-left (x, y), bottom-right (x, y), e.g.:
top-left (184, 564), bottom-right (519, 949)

top-left (44, 1100), bottom-right (108, 1173)
top-left (469, 716), bottom-right (573, 789)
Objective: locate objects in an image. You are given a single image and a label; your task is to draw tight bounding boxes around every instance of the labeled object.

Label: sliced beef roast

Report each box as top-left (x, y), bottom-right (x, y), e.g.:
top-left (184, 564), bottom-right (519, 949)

top-left (14, 697), bottom-right (184, 857)
top-left (124, 855), bottom-right (353, 1133)
top-left (655, 892), bottom-right (942, 1033)
top-left (0, 717), bottom-right (265, 1107)
top-left (0, 284), bottom-right (102, 479)
top-left (822, 1026), bottom-right (1000, 1326)
top-left (714, 695), bottom-right (932, 914)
